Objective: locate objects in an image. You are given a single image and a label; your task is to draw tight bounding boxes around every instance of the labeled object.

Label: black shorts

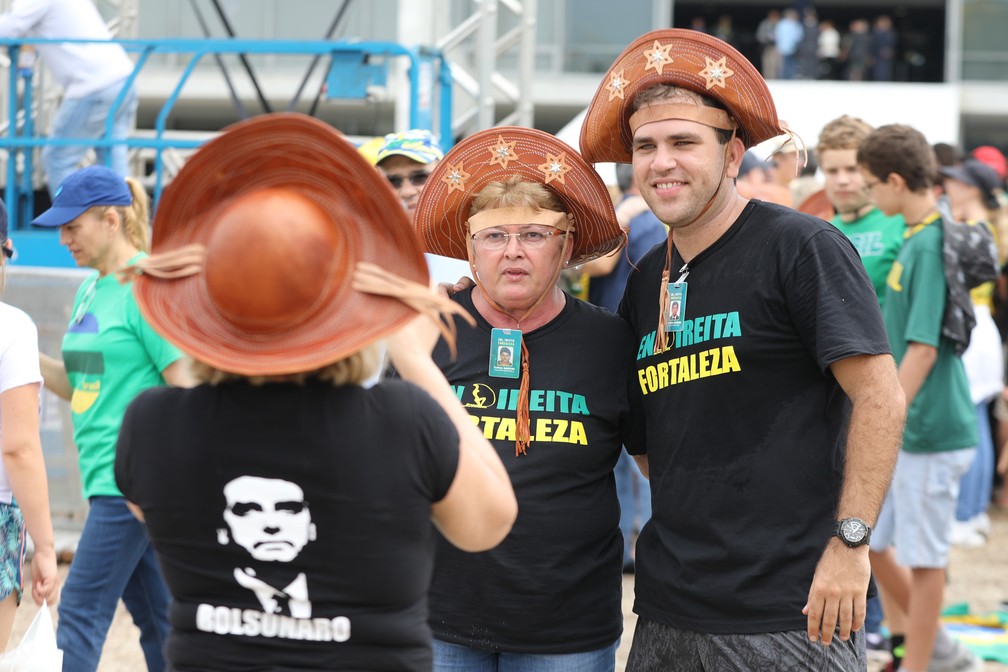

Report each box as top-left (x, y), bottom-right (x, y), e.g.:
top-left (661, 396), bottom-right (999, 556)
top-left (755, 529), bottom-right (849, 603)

top-left (626, 617), bottom-right (867, 671)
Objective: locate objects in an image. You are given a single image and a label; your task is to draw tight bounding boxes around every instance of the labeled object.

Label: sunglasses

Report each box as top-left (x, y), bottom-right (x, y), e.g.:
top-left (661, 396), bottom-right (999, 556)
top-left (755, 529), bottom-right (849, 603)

top-left (385, 170), bottom-right (432, 190)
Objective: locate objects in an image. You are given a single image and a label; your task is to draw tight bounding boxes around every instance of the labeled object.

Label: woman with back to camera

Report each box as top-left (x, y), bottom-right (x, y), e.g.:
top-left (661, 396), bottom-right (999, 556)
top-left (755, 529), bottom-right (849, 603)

top-left (0, 200), bottom-right (59, 650)
top-left (111, 113), bottom-right (517, 671)
top-left (32, 165), bottom-right (193, 671)
top-left (413, 126), bottom-right (643, 671)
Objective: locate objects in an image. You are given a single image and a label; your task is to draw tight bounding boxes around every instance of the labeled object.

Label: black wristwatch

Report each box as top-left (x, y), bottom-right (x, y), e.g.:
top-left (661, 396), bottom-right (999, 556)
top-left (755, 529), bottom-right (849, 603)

top-left (834, 517), bottom-right (872, 548)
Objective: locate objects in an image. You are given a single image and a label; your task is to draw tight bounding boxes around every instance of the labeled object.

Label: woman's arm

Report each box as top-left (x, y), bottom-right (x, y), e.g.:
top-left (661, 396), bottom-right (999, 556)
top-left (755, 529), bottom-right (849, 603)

top-left (38, 352), bottom-right (71, 401)
top-left (161, 358), bottom-right (196, 388)
top-left (1, 384), bottom-right (59, 605)
top-left (387, 316), bottom-right (517, 552)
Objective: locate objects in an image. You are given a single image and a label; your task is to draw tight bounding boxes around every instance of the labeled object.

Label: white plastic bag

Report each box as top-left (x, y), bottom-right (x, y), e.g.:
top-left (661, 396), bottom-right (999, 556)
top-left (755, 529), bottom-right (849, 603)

top-left (0, 600), bottom-right (63, 671)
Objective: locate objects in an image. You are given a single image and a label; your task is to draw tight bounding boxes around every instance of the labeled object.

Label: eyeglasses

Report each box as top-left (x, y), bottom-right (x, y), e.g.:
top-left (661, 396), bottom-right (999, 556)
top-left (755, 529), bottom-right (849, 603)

top-left (470, 227), bottom-right (568, 250)
top-left (385, 170), bottom-right (432, 190)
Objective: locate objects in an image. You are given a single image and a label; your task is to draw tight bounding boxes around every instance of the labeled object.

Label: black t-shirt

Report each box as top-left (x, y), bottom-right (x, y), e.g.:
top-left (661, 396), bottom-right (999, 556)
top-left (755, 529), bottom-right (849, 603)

top-left (115, 379), bottom-right (459, 671)
top-left (428, 289), bottom-right (641, 653)
top-left (618, 201), bottom-right (890, 634)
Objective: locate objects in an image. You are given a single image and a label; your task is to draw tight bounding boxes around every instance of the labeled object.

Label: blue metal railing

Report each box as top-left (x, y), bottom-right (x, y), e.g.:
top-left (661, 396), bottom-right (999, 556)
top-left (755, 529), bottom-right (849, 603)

top-left (0, 36), bottom-right (454, 263)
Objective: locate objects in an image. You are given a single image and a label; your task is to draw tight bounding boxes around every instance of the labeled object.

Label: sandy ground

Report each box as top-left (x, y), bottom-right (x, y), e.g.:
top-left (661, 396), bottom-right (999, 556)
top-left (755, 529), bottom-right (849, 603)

top-left (7, 507), bottom-right (1008, 671)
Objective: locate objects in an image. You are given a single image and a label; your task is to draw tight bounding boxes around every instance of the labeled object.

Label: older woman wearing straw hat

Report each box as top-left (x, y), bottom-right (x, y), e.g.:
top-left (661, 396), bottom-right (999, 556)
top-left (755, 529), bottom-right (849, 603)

top-left (413, 126), bottom-right (642, 671)
top-left (110, 113), bottom-right (517, 672)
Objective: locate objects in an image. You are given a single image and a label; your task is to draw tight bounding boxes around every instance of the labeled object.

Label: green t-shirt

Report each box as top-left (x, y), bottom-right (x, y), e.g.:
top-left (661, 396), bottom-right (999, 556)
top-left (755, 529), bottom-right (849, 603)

top-left (62, 256), bottom-right (182, 498)
top-left (831, 207), bottom-right (905, 307)
top-left (882, 216), bottom-right (977, 453)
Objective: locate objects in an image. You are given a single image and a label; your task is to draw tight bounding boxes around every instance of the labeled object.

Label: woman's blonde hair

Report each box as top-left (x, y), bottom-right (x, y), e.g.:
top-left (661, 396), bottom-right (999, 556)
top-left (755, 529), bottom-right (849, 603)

top-left (93, 177), bottom-right (150, 252)
top-left (470, 175), bottom-right (565, 216)
top-left (190, 343), bottom-right (383, 387)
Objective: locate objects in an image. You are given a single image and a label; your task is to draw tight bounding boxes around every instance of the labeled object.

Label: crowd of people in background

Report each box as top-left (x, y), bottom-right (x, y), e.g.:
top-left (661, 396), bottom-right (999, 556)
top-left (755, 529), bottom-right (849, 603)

top-left (693, 8), bottom-right (902, 82)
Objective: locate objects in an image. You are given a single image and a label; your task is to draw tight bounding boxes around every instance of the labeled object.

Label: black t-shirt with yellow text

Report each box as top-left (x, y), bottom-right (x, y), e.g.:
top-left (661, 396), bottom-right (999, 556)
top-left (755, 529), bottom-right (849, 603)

top-left (619, 200), bottom-right (890, 634)
top-left (430, 288), bottom-right (641, 653)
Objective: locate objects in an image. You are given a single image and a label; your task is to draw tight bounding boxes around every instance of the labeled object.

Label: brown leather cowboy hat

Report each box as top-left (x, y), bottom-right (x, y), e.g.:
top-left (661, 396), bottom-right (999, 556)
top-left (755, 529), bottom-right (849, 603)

top-left (130, 113), bottom-right (460, 376)
top-left (414, 126), bottom-right (624, 267)
top-left (580, 28), bottom-right (787, 164)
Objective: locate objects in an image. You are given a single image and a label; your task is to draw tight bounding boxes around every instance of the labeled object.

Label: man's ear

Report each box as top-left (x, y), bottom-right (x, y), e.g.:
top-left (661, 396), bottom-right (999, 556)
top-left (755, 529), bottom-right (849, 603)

top-left (886, 172), bottom-right (906, 191)
top-left (725, 136), bottom-right (746, 180)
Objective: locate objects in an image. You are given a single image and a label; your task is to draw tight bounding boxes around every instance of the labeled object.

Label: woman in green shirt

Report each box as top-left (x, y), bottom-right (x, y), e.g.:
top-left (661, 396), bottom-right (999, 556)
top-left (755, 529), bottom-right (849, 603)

top-left (34, 166), bottom-right (192, 672)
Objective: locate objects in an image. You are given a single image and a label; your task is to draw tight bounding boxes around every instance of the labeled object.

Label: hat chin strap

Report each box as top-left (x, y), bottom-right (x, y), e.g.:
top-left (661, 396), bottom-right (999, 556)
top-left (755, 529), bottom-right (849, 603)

top-left (629, 103), bottom-right (736, 137)
top-left (654, 130), bottom-right (736, 354)
top-left (466, 214), bottom-right (575, 456)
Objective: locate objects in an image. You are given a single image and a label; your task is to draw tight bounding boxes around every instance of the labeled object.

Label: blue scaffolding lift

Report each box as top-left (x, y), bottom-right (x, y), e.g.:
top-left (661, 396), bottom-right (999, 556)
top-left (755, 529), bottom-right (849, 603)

top-left (0, 36), bottom-right (454, 267)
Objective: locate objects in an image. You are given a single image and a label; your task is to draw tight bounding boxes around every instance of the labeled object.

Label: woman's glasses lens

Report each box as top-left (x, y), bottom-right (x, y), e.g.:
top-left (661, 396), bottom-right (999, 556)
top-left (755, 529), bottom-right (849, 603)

top-left (472, 228), bottom-right (563, 250)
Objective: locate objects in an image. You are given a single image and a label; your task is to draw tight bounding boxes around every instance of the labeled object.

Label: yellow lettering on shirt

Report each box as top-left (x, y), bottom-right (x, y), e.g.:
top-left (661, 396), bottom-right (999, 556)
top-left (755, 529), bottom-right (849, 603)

top-left (637, 345), bottom-right (742, 395)
top-left (886, 261), bottom-right (904, 292)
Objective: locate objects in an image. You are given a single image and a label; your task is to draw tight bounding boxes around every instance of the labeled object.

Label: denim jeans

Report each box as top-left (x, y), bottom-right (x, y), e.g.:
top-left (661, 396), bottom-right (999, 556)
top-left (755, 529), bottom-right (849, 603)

top-left (615, 451), bottom-right (650, 566)
top-left (43, 79), bottom-right (137, 197)
top-left (57, 496), bottom-right (170, 672)
top-left (956, 401), bottom-right (994, 522)
top-left (865, 594), bottom-right (884, 634)
top-left (433, 638), bottom-right (618, 672)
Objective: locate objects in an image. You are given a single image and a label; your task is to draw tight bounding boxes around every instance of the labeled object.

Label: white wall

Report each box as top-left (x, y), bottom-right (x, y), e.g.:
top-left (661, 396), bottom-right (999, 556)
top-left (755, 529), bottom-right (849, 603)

top-left (757, 81), bottom-right (962, 157)
top-left (557, 80), bottom-right (962, 180)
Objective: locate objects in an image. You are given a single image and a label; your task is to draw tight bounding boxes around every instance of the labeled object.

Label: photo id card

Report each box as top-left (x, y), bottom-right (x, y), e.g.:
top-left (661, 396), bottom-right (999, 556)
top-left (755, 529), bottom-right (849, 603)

top-left (666, 281), bottom-right (687, 332)
top-left (489, 328), bottom-right (521, 379)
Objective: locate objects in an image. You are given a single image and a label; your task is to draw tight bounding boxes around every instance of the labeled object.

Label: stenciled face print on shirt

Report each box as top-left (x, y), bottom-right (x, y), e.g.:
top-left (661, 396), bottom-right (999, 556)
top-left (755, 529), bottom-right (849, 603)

top-left (217, 476), bottom-right (317, 618)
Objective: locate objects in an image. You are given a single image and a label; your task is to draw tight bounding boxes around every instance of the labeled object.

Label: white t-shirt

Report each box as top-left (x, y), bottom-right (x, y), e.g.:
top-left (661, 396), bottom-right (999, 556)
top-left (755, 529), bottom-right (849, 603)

top-left (0, 0), bottom-right (134, 98)
top-left (425, 253), bottom-right (472, 287)
top-left (0, 302), bottom-right (43, 505)
top-left (962, 304), bottom-right (1004, 405)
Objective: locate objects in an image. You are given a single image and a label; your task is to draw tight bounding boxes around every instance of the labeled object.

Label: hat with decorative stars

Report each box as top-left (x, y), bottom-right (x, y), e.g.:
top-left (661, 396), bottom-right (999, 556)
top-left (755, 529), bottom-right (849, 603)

top-left (414, 126), bottom-right (624, 267)
top-left (580, 28), bottom-right (787, 164)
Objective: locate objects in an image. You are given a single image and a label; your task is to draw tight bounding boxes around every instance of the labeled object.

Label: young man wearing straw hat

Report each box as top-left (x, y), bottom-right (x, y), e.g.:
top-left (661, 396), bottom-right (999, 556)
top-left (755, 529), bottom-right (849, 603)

top-left (581, 29), bottom-right (906, 668)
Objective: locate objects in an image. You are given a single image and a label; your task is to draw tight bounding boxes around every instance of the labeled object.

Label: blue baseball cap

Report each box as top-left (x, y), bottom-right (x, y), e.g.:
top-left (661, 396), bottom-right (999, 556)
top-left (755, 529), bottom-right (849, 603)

top-left (32, 165), bottom-right (132, 228)
top-left (0, 198), bottom-right (9, 258)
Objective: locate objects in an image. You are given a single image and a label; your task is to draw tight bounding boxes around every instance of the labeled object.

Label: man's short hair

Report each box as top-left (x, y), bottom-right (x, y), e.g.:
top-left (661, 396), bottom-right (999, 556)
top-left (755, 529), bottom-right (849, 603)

top-left (932, 142), bottom-right (963, 168)
top-left (817, 115), bottom-right (875, 155)
top-left (857, 124), bottom-right (936, 192)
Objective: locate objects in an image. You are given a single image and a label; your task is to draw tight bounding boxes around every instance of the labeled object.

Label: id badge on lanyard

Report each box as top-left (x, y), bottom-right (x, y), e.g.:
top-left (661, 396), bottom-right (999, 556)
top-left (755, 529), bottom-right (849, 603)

top-left (489, 328), bottom-right (521, 379)
top-left (666, 265), bottom-right (689, 333)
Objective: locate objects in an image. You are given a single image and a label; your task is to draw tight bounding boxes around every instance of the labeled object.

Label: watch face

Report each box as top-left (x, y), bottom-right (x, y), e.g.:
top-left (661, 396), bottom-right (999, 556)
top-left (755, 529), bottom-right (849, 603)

top-left (841, 519), bottom-right (867, 542)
